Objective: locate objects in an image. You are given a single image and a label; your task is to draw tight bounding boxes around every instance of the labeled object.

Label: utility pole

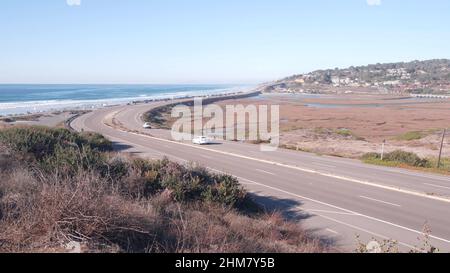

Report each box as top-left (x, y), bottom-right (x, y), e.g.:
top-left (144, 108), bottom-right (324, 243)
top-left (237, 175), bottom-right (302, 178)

top-left (437, 129), bottom-right (446, 169)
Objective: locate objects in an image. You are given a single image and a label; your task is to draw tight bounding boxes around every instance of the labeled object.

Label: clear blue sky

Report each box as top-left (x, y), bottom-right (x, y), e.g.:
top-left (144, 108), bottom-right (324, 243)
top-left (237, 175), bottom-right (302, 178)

top-left (1, 0), bottom-right (449, 84)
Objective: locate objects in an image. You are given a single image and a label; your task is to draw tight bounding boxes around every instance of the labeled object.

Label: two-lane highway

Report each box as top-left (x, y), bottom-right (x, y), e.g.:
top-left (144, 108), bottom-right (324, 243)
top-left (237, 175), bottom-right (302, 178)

top-left (72, 102), bottom-right (450, 252)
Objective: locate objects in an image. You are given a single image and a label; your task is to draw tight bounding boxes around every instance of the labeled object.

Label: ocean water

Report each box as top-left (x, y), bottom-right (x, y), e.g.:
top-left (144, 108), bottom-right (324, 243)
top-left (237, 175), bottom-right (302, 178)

top-left (0, 84), bottom-right (250, 116)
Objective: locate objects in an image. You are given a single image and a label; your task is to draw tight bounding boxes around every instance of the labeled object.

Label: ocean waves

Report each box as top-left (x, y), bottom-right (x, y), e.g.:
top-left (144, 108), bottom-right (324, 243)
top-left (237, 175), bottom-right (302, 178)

top-left (0, 85), bottom-right (251, 116)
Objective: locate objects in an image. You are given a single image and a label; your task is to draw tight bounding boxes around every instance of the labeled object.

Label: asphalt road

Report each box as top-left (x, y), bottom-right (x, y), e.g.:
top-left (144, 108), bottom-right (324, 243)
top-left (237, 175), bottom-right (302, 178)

top-left (72, 102), bottom-right (450, 252)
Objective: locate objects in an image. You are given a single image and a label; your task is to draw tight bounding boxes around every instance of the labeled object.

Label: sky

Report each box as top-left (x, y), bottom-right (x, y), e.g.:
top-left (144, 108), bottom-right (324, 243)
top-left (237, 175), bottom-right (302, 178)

top-left (0, 0), bottom-right (449, 84)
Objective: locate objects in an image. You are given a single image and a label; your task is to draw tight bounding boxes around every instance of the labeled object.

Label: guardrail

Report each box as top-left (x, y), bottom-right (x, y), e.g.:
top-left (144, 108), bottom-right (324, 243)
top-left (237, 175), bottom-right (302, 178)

top-left (143, 91), bottom-right (262, 128)
top-left (410, 93), bottom-right (450, 99)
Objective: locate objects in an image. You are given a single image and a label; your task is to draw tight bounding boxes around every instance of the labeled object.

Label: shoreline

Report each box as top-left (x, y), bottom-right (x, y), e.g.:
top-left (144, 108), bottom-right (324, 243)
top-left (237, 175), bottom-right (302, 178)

top-left (0, 85), bottom-right (255, 117)
top-left (0, 88), bottom-right (262, 128)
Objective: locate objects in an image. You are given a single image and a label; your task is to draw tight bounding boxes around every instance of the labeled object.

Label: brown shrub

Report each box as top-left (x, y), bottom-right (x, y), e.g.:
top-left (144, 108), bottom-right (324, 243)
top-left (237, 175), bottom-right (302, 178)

top-left (0, 130), bottom-right (327, 253)
top-left (0, 165), bottom-right (327, 253)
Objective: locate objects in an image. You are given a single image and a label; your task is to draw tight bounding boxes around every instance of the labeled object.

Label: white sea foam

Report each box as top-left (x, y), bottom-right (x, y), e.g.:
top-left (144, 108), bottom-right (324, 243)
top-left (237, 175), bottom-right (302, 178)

top-left (0, 86), bottom-right (253, 116)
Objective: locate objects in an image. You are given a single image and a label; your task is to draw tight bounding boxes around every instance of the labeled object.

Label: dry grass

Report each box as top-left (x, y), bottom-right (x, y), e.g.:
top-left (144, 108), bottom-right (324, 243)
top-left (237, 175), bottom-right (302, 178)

top-left (0, 123), bottom-right (11, 130)
top-left (0, 142), bottom-right (326, 253)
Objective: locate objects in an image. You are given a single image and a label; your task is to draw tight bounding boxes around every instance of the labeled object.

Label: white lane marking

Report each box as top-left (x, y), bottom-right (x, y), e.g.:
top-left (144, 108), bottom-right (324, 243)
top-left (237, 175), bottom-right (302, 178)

top-left (105, 106), bottom-right (450, 200)
top-left (317, 213), bottom-right (420, 252)
top-left (240, 179), bottom-right (257, 185)
top-left (255, 169), bottom-right (276, 176)
top-left (208, 168), bottom-right (423, 251)
top-left (89, 116), bottom-right (450, 245)
top-left (187, 162), bottom-right (450, 247)
top-left (207, 167), bottom-right (257, 185)
top-left (227, 173), bottom-right (450, 245)
top-left (326, 228), bottom-right (339, 235)
top-left (90, 104), bottom-right (448, 187)
top-left (239, 181), bottom-right (257, 185)
top-left (105, 134), bottom-right (190, 164)
top-left (312, 162), bottom-right (337, 169)
top-left (359, 196), bottom-right (402, 207)
top-left (307, 209), bottom-right (356, 216)
top-left (424, 183), bottom-right (450, 191)
top-left (119, 130), bottom-right (450, 204)
top-left (308, 152), bottom-right (450, 183)
top-left (382, 168), bottom-right (450, 183)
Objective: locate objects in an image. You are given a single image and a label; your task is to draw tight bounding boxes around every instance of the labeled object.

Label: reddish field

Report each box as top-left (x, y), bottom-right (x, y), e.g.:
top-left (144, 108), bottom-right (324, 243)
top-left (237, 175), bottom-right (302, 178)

top-left (218, 94), bottom-right (450, 158)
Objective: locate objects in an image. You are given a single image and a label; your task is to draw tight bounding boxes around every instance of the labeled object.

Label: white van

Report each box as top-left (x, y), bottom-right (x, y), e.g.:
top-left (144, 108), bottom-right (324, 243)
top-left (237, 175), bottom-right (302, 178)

top-left (192, 136), bottom-right (211, 145)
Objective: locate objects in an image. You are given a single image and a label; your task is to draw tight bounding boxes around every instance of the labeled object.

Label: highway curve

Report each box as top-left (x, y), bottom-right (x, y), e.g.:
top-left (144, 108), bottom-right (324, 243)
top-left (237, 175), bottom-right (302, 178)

top-left (72, 102), bottom-right (450, 252)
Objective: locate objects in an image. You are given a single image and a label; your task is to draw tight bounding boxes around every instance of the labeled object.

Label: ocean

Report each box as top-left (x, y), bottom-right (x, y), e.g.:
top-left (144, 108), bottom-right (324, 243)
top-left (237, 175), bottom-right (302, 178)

top-left (0, 84), bottom-right (251, 116)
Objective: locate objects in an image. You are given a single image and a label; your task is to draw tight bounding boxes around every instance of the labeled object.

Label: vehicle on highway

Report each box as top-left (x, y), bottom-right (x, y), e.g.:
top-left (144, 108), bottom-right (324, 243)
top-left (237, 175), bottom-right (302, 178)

top-left (192, 136), bottom-right (212, 145)
top-left (142, 122), bottom-right (152, 129)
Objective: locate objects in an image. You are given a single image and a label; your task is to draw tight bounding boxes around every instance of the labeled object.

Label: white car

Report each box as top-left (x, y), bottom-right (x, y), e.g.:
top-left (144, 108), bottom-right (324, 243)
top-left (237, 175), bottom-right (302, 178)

top-left (192, 136), bottom-right (211, 145)
top-left (142, 122), bottom-right (152, 129)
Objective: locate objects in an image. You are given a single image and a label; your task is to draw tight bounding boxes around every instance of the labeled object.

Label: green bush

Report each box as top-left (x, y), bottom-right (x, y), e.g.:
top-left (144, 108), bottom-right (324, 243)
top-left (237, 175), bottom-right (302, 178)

top-left (80, 132), bottom-right (114, 152)
top-left (41, 144), bottom-right (101, 175)
top-left (203, 174), bottom-right (247, 208)
top-left (335, 128), bottom-right (353, 137)
top-left (102, 156), bottom-right (131, 182)
top-left (395, 131), bottom-right (427, 141)
top-left (361, 152), bottom-right (381, 161)
top-left (0, 127), bottom-right (251, 209)
top-left (125, 159), bottom-right (249, 208)
top-left (144, 105), bottom-right (175, 129)
top-left (384, 150), bottom-right (430, 167)
top-left (0, 126), bottom-right (114, 177)
top-left (0, 126), bottom-right (112, 161)
top-left (362, 150), bottom-right (431, 168)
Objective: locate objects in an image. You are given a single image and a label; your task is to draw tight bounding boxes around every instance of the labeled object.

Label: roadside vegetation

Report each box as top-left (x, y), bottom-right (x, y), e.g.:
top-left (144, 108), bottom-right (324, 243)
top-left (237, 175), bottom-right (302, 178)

top-left (362, 150), bottom-right (450, 174)
top-left (332, 128), bottom-right (365, 141)
top-left (0, 114), bottom-right (46, 123)
top-left (395, 131), bottom-right (427, 141)
top-left (0, 126), bottom-right (326, 253)
top-left (145, 104), bottom-right (176, 129)
top-left (356, 224), bottom-right (439, 253)
top-left (394, 130), bottom-right (439, 141)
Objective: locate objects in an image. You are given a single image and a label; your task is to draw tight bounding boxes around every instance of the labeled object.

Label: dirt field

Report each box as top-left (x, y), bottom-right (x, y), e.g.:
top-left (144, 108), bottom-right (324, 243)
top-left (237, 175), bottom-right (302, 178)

top-left (0, 111), bottom-right (78, 129)
top-left (217, 94), bottom-right (450, 159)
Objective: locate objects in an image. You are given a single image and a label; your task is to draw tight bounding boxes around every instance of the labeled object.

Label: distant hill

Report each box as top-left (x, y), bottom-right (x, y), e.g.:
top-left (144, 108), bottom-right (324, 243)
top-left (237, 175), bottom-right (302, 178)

top-left (266, 59), bottom-right (450, 95)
